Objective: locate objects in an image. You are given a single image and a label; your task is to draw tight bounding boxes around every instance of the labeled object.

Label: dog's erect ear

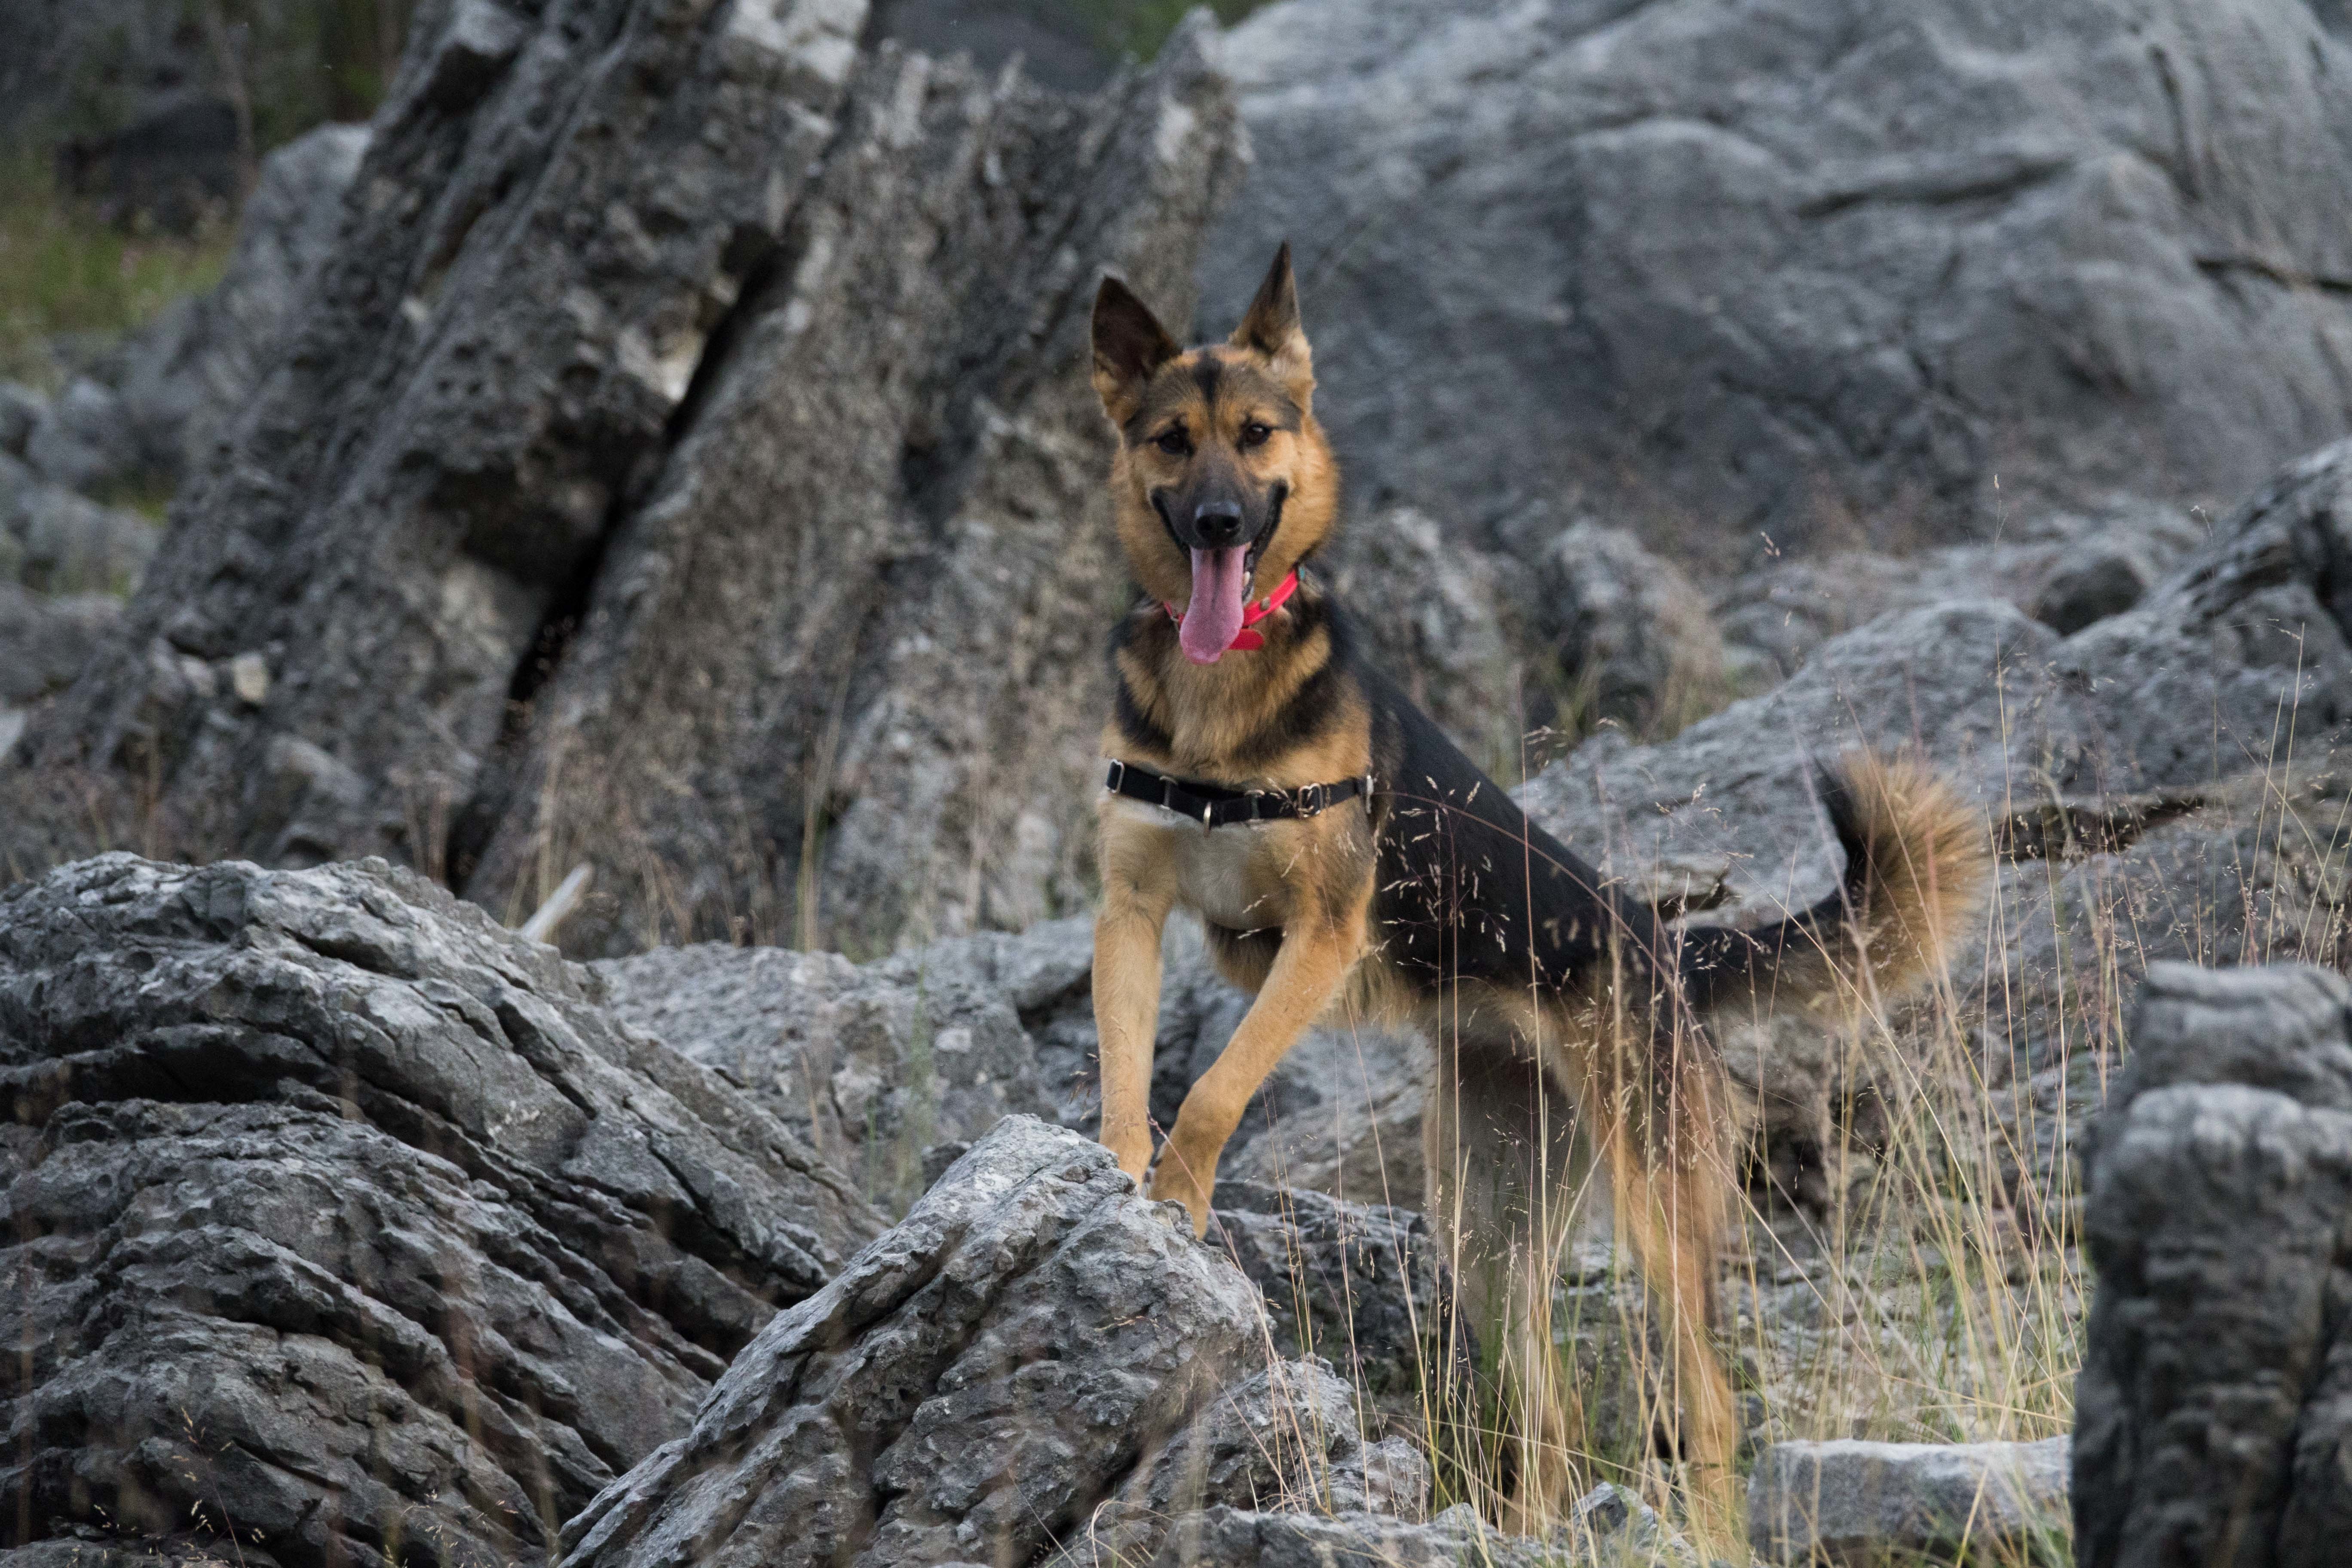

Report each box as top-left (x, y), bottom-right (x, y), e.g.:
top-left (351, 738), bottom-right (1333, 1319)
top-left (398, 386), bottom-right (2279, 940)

top-left (1230, 242), bottom-right (1314, 409)
top-left (1092, 276), bottom-right (1179, 426)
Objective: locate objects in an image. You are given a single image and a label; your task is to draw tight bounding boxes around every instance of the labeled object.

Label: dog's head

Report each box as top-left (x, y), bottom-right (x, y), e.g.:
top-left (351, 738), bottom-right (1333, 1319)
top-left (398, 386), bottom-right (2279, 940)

top-left (1090, 245), bottom-right (1339, 665)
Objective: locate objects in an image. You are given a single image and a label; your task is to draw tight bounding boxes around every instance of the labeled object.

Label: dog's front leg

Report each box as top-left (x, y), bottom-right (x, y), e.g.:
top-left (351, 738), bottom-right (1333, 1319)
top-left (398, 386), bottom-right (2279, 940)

top-left (1094, 822), bottom-right (1177, 1184)
top-left (1152, 904), bottom-right (1366, 1235)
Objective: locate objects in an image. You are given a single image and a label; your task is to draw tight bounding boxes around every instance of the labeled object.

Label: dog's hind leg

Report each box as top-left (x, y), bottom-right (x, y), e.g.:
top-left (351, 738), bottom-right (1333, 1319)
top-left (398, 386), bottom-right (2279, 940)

top-left (1565, 1001), bottom-right (1741, 1536)
top-left (1423, 1032), bottom-right (1589, 1532)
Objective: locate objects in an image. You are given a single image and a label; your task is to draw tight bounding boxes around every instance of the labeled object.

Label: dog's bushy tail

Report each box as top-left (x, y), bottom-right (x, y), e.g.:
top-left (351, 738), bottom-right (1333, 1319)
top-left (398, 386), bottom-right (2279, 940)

top-left (1678, 750), bottom-right (1990, 1019)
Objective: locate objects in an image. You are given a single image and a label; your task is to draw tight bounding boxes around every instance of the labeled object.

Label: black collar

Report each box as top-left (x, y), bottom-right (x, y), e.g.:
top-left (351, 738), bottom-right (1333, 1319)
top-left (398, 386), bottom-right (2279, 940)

top-left (1104, 758), bottom-right (1373, 828)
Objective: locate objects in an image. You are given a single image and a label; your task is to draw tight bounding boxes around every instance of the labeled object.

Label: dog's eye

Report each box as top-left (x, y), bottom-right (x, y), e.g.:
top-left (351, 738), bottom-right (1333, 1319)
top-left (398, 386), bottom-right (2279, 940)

top-left (1240, 422), bottom-right (1272, 448)
top-left (1155, 429), bottom-right (1191, 456)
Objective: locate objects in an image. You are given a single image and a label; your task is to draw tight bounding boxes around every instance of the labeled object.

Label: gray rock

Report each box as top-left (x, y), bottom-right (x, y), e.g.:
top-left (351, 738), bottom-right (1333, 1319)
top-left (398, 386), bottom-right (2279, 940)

top-left (1, 457), bottom-right (156, 594)
top-left (2073, 961), bottom-right (2352, 1568)
top-left (21, 2), bottom-right (1245, 961)
top-left (0, 853), bottom-right (884, 1568)
top-left (105, 123), bottom-right (372, 488)
top-left (1134, 1503), bottom-right (1564, 1567)
top-left (27, 0), bottom-right (872, 884)
top-left (1045, 1359), bottom-right (1430, 1568)
top-left (1203, 0), bottom-right (2352, 554)
top-left (23, 379), bottom-right (139, 498)
top-left (1210, 1183), bottom-right (1463, 1439)
top-left (0, 584), bottom-right (119, 707)
top-left (594, 918), bottom-right (1095, 1212)
top-left (557, 1116), bottom-right (1265, 1568)
top-left (1749, 1435), bottom-right (2069, 1565)
top-left (0, 383), bottom-right (43, 457)
top-left (1523, 518), bottom-right (1727, 740)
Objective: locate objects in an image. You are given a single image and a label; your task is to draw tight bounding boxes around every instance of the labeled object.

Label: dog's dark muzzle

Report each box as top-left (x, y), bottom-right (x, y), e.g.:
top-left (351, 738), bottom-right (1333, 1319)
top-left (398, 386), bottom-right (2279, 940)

top-left (1153, 483), bottom-right (1288, 571)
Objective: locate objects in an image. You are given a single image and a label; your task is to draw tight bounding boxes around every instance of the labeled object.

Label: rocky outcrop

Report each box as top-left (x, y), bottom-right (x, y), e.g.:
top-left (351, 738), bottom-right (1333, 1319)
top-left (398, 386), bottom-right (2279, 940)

top-left (1716, 499), bottom-right (2207, 680)
top-left (1522, 518), bottom-right (1728, 739)
top-left (1202, 0), bottom-right (2352, 555)
top-left (1210, 1183), bottom-right (1462, 1440)
top-left (13, 0), bottom-right (1245, 960)
top-left (1042, 1358), bottom-right (1430, 1568)
top-left (1750, 1435), bottom-right (2070, 1565)
top-left (0, 854), bottom-right (882, 1568)
top-left (1519, 439), bottom-right (2352, 1201)
top-left (557, 1116), bottom-right (1267, 1568)
top-left (2073, 961), bottom-right (2352, 1568)
top-left (594, 918), bottom-right (1097, 1211)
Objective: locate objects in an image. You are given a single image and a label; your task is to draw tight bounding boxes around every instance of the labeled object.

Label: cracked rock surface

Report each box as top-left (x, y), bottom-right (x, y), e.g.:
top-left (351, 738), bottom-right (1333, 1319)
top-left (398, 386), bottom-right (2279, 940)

top-left (2074, 961), bottom-right (2352, 1568)
top-left (1203, 0), bottom-right (2352, 554)
top-left (558, 1116), bottom-right (1266, 1568)
top-left (14, 0), bottom-right (1245, 960)
top-left (0, 854), bottom-right (882, 1568)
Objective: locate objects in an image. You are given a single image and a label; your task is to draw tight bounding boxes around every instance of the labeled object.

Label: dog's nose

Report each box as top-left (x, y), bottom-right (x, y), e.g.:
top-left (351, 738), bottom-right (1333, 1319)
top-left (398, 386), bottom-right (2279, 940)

top-left (1193, 502), bottom-right (1245, 546)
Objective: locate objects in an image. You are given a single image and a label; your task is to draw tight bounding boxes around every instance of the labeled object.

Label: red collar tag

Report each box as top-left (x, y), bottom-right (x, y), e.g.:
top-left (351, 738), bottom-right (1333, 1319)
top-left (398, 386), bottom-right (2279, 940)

top-left (1164, 568), bottom-right (1299, 652)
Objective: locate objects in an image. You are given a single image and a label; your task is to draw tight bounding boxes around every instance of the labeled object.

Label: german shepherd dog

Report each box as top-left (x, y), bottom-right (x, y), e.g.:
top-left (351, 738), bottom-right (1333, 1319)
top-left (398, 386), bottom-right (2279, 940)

top-left (1086, 246), bottom-right (1987, 1524)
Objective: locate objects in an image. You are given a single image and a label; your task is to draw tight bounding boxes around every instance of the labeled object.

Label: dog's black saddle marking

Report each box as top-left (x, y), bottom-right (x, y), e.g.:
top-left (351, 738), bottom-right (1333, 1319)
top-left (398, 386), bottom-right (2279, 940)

top-left (1105, 758), bottom-right (1372, 828)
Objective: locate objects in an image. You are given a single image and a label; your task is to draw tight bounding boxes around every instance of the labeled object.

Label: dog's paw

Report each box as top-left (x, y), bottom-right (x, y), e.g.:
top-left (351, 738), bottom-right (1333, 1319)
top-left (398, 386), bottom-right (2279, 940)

top-left (1146, 1166), bottom-right (1214, 1237)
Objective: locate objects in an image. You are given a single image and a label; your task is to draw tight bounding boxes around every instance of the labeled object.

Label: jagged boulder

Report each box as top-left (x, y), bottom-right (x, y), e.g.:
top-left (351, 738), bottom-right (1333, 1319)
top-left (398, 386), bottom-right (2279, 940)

top-left (0, 854), bottom-right (883, 1568)
top-left (2073, 961), bottom-right (2352, 1568)
top-left (1042, 1359), bottom-right (1430, 1568)
top-left (1203, 0), bottom-right (2352, 555)
top-left (1210, 1183), bottom-right (1461, 1441)
top-left (557, 1116), bottom-right (1267, 1568)
top-left (16, 0), bottom-right (1246, 960)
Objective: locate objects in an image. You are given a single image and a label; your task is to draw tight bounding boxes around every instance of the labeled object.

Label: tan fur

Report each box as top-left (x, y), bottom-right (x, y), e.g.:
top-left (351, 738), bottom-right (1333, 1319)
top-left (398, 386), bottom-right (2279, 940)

top-left (1829, 750), bottom-right (1990, 998)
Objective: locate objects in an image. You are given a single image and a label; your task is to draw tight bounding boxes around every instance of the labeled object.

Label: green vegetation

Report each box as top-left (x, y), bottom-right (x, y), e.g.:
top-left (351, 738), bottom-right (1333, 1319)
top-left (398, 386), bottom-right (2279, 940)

top-left (0, 156), bottom-right (233, 390)
top-left (3, 0), bottom-right (414, 388)
top-left (1059, 0), bottom-right (1267, 62)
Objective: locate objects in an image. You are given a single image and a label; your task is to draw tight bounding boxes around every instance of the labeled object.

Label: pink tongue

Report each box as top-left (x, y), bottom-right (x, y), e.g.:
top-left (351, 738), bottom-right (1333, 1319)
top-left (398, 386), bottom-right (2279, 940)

top-left (1181, 547), bottom-right (1250, 665)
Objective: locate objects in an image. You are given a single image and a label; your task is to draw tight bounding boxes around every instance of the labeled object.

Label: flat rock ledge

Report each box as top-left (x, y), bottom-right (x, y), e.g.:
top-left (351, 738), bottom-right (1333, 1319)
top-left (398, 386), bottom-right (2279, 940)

top-left (1749, 1436), bottom-right (2069, 1565)
top-left (0, 854), bottom-right (883, 1568)
top-left (2074, 961), bottom-right (2352, 1568)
